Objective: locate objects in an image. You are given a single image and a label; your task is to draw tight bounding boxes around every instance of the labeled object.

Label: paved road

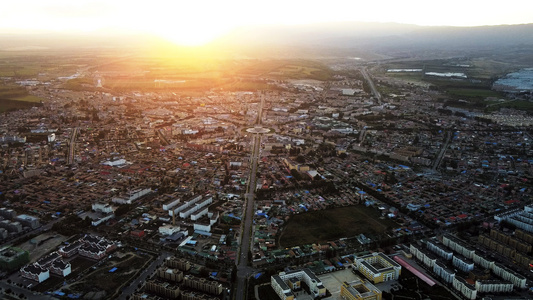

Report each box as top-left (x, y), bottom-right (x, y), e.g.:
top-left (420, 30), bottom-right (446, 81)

top-left (0, 281), bottom-right (54, 300)
top-left (360, 67), bottom-right (382, 104)
top-left (67, 127), bottom-right (78, 165)
top-left (234, 94), bottom-right (265, 300)
top-left (432, 130), bottom-right (452, 170)
top-left (117, 251), bottom-right (171, 300)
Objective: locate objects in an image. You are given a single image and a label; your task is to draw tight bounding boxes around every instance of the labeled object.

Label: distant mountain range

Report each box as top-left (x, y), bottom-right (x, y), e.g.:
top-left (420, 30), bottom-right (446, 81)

top-left (215, 22), bottom-right (533, 50)
top-left (2, 22), bottom-right (533, 60)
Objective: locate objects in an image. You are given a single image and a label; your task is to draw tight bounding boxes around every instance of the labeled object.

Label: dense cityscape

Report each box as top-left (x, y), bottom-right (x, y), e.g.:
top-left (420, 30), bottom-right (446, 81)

top-left (0, 47), bottom-right (531, 300)
top-left (1, 1), bottom-right (533, 296)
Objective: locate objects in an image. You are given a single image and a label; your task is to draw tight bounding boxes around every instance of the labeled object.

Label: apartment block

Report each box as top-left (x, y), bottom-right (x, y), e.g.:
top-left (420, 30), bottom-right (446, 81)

top-left (145, 280), bottom-right (180, 299)
top-left (452, 276), bottom-right (477, 300)
top-left (442, 234), bottom-right (475, 259)
top-left (157, 267), bottom-right (183, 282)
top-left (475, 280), bottom-right (513, 293)
top-left (165, 257), bottom-right (191, 271)
top-left (183, 275), bottom-right (223, 295)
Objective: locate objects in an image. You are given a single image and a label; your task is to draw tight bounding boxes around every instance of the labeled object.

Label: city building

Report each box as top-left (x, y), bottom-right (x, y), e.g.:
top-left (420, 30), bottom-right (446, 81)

top-left (442, 234), bottom-right (475, 259)
top-left (271, 268), bottom-right (326, 300)
top-left (58, 241), bottom-right (83, 258)
top-left (183, 275), bottom-right (223, 295)
top-left (494, 205), bottom-right (533, 233)
top-left (145, 280), bottom-right (180, 299)
top-left (433, 260), bottom-right (455, 283)
top-left (354, 253), bottom-right (401, 283)
top-left (112, 188), bottom-right (152, 204)
top-left (159, 225), bottom-right (181, 236)
top-left (157, 267), bottom-right (183, 282)
top-left (452, 255), bottom-right (474, 273)
top-left (20, 263), bottom-right (49, 282)
top-left (92, 202), bottom-right (114, 214)
top-left (181, 291), bottom-right (219, 300)
top-left (340, 278), bottom-right (382, 300)
top-left (165, 257), bottom-right (191, 271)
top-left (49, 259), bottom-right (72, 277)
top-left (452, 276), bottom-right (477, 300)
top-left (426, 240), bottom-right (453, 260)
top-left (14, 214), bottom-right (40, 229)
top-left (475, 280), bottom-right (513, 293)
top-left (0, 247), bottom-right (29, 271)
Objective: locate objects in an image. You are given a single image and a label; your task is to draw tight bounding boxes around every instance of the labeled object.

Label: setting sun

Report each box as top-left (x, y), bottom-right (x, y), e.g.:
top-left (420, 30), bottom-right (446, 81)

top-left (152, 23), bottom-right (232, 46)
top-left (1, 0), bottom-right (533, 46)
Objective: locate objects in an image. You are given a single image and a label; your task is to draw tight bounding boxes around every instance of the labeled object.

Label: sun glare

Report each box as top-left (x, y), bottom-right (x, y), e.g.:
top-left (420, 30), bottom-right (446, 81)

top-left (155, 27), bottom-right (226, 47)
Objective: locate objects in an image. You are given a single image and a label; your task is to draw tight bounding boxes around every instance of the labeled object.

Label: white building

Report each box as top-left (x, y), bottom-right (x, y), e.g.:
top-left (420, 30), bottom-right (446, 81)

top-left (475, 280), bottom-right (513, 293)
top-left (191, 207), bottom-right (208, 221)
top-left (433, 260), bottom-right (455, 284)
top-left (15, 214), bottom-right (40, 229)
top-left (50, 260), bottom-right (71, 277)
top-left (20, 264), bottom-right (49, 283)
top-left (492, 262), bottom-right (527, 288)
top-left (169, 195), bottom-right (202, 217)
top-left (178, 196), bottom-right (213, 219)
top-left (193, 223), bottom-right (211, 233)
top-left (92, 202), bottom-right (114, 214)
top-left (112, 188), bottom-right (151, 204)
top-left (102, 158), bottom-right (127, 166)
top-left (159, 225), bottom-right (181, 236)
top-left (442, 234), bottom-right (475, 259)
top-left (452, 255), bottom-right (474, 273)
top-left (163, 198), bottom-right (180, 211)
top-left (271, 268), bottom-right (326, 300)
top-left (91, 214), bottom-right (114, 226)
top-left (452, 276), bottom-right (477, 300)
top-left (426, 240), bottom-right (453, 260)
top-left (472, 251), bottom-right (495, 270)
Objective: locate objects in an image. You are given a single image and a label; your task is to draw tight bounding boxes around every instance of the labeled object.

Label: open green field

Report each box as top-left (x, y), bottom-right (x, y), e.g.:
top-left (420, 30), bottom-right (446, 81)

top-left (486, 100), bottom-right (533, 113)
top-left (64, 251), bottom-right (153, 298)
top-left (446, 88), bottom-right (504, 99)
top-left (237, 59), bottom-right (333, 80)
top-left (0, 50), bottom-right (88, 78)
top-left (0, 98), bottom-right (41, 113)
top-left (279, 206), bottom-right (396, 248)
top-left (65, 57), bottom-right (332, 92)
top-left (0, 85), bottom-right (43, 112)
top-left (257, 284), bottom-right (282, 300)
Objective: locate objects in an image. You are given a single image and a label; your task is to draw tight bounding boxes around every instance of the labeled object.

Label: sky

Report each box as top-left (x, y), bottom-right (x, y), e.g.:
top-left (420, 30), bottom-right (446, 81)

top-left (1, 0), bottom-right (533, 45)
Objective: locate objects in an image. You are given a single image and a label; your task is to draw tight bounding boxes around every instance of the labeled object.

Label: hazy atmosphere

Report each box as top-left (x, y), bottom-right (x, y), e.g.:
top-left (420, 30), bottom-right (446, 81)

top-left (0, 1), bottom-right (532, 300)
top-left (2, 0), bottom-right (533, 45)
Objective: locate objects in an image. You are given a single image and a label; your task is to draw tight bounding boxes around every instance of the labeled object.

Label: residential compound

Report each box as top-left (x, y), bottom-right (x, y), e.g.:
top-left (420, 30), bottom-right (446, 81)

top-left (494, 205), bottom-right (533, 233)
top-left (411, 233), bottom-right (528, 300)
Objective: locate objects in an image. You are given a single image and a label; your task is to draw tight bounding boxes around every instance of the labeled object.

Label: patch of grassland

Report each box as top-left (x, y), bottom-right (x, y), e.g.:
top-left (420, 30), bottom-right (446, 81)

top-left (279, 205), bottom-right (396, 248)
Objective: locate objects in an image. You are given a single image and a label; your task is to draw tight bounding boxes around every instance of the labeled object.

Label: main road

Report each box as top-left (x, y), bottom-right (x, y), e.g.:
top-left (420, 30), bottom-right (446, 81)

top-left (67, 127), bottom-right (78, 165)
top-left (117, 251), bottom-right (171, 299)
top-left (234, 94), bottom-right (265, 300)
top-left (360, 67), bottom-right (382, 104)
